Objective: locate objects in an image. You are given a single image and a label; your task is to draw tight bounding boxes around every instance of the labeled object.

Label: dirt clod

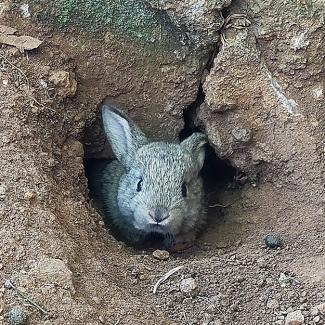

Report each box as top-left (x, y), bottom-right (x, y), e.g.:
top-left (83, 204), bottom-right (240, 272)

top-left (8, 306), bottom-right (28, 325)
top-left (285, 310), bottom-right (304, 325)
top-left (48, 70), bottom-right (77, 98)
top-left (179, 277), bottom-right (198, 297)
top-left (153, 250), bottom-right (170, 261)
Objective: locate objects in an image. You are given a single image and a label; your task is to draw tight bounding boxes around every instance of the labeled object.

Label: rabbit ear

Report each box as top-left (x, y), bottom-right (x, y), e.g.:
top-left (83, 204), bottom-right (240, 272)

top-left (181, 133), bottom-right (207, 170)
top-left (102, 104), bottom-right (147, 168)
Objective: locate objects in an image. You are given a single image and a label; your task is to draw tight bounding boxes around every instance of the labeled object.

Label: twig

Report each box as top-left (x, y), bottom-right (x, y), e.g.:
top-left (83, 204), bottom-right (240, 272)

top-left (0, 53), bottom-right (30, 90)
top-left (153, 265), bottom-right (184, 294)
top-left (4, 280), bottom-right (49, 316)
top-left (114, 320), bottom-right (120, 325)
top-left (0, 52), bottom-right (47, 108)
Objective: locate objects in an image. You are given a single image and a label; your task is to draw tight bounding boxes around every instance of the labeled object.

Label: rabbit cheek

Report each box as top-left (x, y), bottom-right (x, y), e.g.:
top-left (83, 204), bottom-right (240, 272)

top-left (133, 207), bottom-right (152, 231)
top-left (165, 212), bottom-right (184, 235)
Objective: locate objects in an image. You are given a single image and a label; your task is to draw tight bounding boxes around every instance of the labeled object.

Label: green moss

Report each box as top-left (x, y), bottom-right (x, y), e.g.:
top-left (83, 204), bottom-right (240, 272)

top-left (55, 0), bottom-right (157, 37)
top-left (27, 0), bottom-right (193, 59)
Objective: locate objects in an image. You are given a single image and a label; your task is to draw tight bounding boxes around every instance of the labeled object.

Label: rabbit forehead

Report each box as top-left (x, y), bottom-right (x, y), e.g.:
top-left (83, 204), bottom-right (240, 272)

top-left (136, 142), bottom-right (193, 174)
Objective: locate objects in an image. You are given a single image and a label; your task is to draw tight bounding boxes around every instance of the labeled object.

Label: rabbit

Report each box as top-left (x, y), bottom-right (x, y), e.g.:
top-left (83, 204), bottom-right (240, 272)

top-left (88, 104), bottom-right (208, 251)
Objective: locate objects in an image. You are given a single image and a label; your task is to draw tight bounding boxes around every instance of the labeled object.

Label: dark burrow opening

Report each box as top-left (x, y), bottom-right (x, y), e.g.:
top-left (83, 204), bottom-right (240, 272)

top-left (82, 94), bottom-right (243, 250)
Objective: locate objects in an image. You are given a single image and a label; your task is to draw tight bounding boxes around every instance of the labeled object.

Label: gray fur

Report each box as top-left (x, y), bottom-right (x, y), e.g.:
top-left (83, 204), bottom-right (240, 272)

top-left (98, 104), bottom-right (207, 249)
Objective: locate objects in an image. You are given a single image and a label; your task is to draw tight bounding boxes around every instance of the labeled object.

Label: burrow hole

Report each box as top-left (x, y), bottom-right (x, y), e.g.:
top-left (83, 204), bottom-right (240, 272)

top-left (82, 91), bottom-right (244, 248)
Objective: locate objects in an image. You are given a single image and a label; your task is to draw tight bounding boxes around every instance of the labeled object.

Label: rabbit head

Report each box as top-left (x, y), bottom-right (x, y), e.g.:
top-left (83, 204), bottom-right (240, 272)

top-left (102, 105), bottom-right (207, 239)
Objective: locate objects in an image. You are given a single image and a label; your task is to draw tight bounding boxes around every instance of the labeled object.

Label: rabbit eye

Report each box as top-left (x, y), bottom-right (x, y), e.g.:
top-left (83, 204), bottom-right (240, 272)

top-left (137, 178), bottom-right (143, 192)
top-left (181, 182), bottom-right (187, 197)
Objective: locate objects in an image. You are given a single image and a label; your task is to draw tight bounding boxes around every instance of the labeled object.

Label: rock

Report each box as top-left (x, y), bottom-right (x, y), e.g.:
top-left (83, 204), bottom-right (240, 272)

top-left (0, 185), bottom-right (6, 200)
top-left (264, 234), bottom-right (283, 249)
top-left (267, 299), bottom-right (279, 310)
top-left (285, 310), bottom-right (304, 325)
top-left (179, 277), bottom-right (198, 297)
top-left (279, 273), bottom-right (296, 287)
top-left (4, 280), bottom-right (13, 289)
top-left (63, 138), bottom-right (84, 158)
top-left (24, 191), bottom-right (36, 200)
top-left (310, 307), bottom-right (319, 316)
top-left (231, 127), bottom-right (251, 143)
top-left (8, 306), bottom-right (28, 325)
top-left (315, 303), bottom-right (325, 314)
top-left (152, 249), bottom-right (170, 261)
top-left (256, 258), bottom-right (267, 268)
top-left (313, 316), bottom-right (320, 323)
top-left (29, 258), bottom-right (75, 293)
top-left (48, 70), bottom-right (77, 98)
top-left (206, 304), bottom-right (217, 314)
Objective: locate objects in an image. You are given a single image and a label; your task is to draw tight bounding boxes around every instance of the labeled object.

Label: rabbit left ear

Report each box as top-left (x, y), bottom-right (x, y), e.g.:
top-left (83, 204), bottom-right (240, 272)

top-left (181, 133), bottom-right (207, 170)
top-left (102, 104), bottom-right (147, 168)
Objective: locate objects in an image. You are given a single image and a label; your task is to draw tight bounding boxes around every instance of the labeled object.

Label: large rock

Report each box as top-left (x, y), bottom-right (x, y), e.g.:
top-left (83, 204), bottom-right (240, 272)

top-left (198, 0), bottom-right (324, 188)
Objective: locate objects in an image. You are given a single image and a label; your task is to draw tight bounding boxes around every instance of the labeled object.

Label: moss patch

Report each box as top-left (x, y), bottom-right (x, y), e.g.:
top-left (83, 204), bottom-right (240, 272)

top-left (25, 0), bottom-right (196, 59)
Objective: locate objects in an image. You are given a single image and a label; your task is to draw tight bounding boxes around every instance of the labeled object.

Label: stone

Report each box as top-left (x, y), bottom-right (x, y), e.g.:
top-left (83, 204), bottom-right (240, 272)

top-left (285, 310), bottom-right (304, 325)
top-left (179, 277), bottom-right (198, 297)
top-left (311, 307), bottom-right (319, 316)
top-left (29, 258), bottom-right (75, 294)
top-left (264, 234), bottom-right (283, 249)
top-left (0, 185), bottom-right (6, 200)
top-left (152, 249), bottom-right (170, 261)
top-left (48, 70), bottom-right (77, 98)
top-left (8, 306), bottom-right (28, 325)
top-left (267, 299), bottom-right (279, 310)
top-left (315, 303), bottom-right (325, 314)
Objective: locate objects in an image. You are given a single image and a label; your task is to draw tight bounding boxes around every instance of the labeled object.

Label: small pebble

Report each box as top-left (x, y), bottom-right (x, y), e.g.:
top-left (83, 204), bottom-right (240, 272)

top-left (285, 310), bottom-right (304, 325)
top-left (315, 303), bottom-right (325, 314)
top-left (206, 304), bottom-right (217, 314)
top-left (179, 277), bottom-right (198, 297)
top-left (9, 306), bottom-right (28, 325)
top-left (314, 316), bottom-right (320, 323)
top-left (311, 306), bottom-right (319, 316)
top-left (4, 280), bottom-right (13, 289)
top-left (264, 234), bottom-right (283, 249)
top-left (267, 299), bottom-right (280, 310)
top-left (152, 249), bottom-right (170, 261)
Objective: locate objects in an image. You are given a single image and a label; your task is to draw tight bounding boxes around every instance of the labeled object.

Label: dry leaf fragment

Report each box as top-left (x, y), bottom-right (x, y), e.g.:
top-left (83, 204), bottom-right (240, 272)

top-left (0, 25), bottom-right (17, 35)
top-left (0, 34), bottom-right (42, 50)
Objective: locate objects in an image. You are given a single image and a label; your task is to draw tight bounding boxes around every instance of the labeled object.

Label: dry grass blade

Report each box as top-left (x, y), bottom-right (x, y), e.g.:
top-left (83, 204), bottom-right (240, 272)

top-left (153, 265), bottom-right (184, 294)
top-left (5, 280), bottom-right (49, 316)
top-left (0, 52), bottom-right (30, 91)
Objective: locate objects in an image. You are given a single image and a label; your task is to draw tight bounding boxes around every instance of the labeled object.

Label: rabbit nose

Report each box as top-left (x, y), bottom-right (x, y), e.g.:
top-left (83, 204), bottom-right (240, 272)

top-left (149, 207), bottom-right (169, 223)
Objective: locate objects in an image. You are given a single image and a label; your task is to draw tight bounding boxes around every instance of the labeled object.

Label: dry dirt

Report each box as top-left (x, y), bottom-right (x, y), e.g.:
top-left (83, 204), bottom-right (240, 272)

top-left (0, 3), bottom-right (325, 325)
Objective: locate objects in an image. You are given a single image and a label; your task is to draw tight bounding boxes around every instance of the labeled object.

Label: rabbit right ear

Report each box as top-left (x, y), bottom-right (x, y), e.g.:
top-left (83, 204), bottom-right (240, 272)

top-left (102, 104), bottom-right (147, 168)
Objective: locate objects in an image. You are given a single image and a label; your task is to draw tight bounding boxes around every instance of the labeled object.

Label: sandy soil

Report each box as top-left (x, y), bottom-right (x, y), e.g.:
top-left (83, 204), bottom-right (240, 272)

top-left (0, 12), bottom-right (324, 325)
